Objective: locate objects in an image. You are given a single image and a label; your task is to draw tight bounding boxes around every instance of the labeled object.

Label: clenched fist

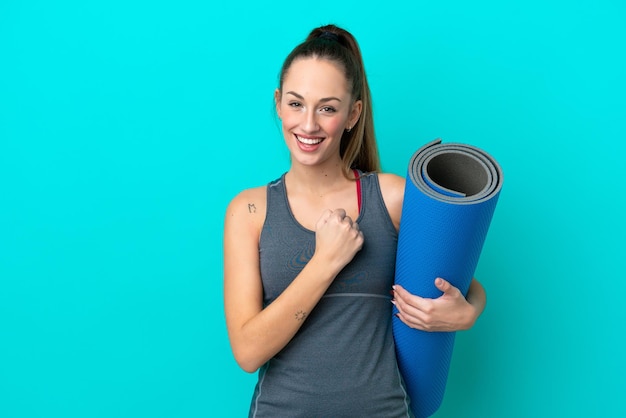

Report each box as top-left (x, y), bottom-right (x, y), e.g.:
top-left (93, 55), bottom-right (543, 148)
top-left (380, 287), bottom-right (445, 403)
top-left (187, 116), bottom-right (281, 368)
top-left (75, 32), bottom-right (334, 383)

top-left (313, 208), bottom-right (364, 274)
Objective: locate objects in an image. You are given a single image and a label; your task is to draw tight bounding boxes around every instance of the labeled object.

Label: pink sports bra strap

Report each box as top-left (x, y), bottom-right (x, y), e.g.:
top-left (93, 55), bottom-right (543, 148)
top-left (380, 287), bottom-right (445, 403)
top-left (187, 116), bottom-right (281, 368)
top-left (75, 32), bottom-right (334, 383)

top-left (353, 169), bottom-right (362, 214)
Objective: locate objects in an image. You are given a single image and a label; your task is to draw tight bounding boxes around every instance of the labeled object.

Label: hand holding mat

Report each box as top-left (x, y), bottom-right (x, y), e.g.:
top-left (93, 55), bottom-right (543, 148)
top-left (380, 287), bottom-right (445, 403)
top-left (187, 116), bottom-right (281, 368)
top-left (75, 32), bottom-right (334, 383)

top-left (393, 139), bottom-right (503, 418)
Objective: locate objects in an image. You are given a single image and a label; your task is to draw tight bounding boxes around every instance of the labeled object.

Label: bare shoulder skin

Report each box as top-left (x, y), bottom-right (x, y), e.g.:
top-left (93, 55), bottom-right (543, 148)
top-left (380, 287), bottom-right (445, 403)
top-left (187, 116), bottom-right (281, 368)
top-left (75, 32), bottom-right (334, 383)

top-left (377, 172), bottom-right (406, 231)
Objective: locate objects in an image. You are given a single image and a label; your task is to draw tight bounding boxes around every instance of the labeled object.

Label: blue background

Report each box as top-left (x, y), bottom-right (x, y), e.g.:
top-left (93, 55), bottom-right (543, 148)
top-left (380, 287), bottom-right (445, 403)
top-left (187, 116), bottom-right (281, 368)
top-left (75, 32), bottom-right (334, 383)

top-left (1, 1), bottom-right (624, 417)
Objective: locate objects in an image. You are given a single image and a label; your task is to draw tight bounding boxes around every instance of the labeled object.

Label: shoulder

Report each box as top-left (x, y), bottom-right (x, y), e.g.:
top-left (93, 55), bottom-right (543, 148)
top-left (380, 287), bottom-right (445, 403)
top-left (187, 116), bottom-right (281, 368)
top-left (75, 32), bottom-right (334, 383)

top-left (377, 172), bottom-right (405, 192)
top-left (224, 185), bottom-right (267, 237)
top-left (227, 185), bottom-right (267, 208)
top-left (376, 172), bottom-right (405, 230)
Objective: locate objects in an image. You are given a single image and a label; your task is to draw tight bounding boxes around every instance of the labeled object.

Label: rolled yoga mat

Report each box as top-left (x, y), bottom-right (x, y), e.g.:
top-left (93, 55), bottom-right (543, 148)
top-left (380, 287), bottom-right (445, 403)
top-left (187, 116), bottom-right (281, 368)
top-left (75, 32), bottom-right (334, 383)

top-left (393, 139), bottom-right (503, 418)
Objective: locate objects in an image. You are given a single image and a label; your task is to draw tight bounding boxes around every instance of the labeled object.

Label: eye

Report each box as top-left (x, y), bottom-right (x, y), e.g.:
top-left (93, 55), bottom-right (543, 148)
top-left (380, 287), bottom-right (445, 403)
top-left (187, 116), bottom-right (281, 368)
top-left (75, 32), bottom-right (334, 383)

top-left (320, 106), bottom-right (336, 113)
top-left (288, 101), bottom-right (302, 108)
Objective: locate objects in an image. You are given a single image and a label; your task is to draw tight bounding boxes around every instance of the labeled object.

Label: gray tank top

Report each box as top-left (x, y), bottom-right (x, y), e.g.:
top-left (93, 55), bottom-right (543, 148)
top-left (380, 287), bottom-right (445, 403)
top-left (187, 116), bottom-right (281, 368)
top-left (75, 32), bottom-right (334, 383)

top-left (249, 172), bottom-right (413, 418)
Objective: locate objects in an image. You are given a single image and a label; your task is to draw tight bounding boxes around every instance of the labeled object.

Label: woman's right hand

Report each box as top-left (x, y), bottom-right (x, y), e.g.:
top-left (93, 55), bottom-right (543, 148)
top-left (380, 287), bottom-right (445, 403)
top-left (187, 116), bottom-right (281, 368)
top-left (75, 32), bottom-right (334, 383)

top-left (313, 208), bottom-right (364, 273)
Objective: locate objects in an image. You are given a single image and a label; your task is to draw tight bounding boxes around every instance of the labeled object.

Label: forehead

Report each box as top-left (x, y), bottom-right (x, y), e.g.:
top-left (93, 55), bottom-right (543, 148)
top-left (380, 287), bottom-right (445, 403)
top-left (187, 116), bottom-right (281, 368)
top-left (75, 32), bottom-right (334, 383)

top-left (282, 57), bottom-right (350, 98)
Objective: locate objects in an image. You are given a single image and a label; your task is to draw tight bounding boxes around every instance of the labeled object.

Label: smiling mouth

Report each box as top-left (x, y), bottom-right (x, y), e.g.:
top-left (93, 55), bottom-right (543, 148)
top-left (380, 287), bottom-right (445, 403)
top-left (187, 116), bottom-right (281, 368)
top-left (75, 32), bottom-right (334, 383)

top-left (296, 135), bottom-right (324, 145)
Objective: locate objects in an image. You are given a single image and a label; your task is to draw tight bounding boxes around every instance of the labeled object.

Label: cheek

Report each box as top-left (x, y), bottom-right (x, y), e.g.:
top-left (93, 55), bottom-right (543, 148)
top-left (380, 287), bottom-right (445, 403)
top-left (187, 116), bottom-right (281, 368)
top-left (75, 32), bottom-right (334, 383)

top-left (279, 107), bottom-right (298, 129)
top-left (323, 117), bottom-right (345, 135)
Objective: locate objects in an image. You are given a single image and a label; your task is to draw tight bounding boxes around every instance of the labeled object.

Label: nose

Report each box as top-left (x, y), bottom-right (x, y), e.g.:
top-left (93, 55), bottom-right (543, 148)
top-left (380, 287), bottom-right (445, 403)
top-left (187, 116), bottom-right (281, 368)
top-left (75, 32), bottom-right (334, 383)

top-left (302, 109), bottom-right (319, 133)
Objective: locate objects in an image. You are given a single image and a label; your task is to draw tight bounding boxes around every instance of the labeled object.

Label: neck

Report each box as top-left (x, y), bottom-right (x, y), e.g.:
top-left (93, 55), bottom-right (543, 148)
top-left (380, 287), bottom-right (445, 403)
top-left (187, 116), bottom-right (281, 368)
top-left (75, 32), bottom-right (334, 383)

top-left (286, 161), bottom-right (352, 194)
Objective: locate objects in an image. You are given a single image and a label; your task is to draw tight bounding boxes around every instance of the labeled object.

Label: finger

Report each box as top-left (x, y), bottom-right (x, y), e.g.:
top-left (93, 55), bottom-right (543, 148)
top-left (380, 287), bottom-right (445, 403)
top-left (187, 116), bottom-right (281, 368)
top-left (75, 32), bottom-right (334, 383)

top-left (395, 310), bottom-right (435, 332)
top-left (316, 209), bottom-right (333, 227)
top-left (392, 285), bottom-right (430, 316)
top-left (435, 277), bottom-right (461, 296)
top-left (333, 208), bottom-right (347, 219)
top-left (394, 304), bottom-right (430, 330)
top-left (435, 277), bottom-right (451, 293)
top-left (395, 311), bottom-right (423, 330)
top-left (392, 285), bottom-right (421, 303)
top-left (355, 231), bottom-right (364, 250)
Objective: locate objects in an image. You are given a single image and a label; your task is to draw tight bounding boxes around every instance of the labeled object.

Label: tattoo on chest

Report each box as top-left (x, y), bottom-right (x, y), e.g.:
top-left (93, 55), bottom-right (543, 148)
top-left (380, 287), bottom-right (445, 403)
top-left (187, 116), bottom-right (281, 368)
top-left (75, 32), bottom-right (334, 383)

top-left (248, 203), bottom-right (256, 213)
top-left (295, 310), bottom-right (307, 321)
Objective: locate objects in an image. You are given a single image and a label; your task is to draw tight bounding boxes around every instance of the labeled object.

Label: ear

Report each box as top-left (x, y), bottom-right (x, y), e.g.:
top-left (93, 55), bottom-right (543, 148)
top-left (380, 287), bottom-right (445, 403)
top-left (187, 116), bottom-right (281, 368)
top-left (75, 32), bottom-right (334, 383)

top-left (349, 100), bottom-right (362, 128)
top-left (274, 89), bottom-right (282, 118)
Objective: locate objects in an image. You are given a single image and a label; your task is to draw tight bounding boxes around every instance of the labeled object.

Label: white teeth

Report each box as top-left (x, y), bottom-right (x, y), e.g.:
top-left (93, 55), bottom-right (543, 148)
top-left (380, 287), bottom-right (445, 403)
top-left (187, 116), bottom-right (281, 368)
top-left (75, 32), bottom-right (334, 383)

top-left (297, 135), bottom-right (322, 145)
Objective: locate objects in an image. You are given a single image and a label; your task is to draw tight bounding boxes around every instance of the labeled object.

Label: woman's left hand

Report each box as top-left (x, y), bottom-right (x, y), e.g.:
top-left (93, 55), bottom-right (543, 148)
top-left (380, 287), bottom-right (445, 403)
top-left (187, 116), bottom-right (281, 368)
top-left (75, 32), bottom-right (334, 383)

top-left (391, 278), bottom-right (481, 332)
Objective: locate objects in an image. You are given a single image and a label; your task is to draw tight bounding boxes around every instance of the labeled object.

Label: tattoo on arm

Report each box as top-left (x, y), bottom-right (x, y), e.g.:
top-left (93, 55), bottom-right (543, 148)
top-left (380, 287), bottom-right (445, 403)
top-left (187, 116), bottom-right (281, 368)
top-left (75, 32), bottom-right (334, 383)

top-left (248, 203), bottom-right (256, 213)
top-left (295, 310), bottom-right (307, 321)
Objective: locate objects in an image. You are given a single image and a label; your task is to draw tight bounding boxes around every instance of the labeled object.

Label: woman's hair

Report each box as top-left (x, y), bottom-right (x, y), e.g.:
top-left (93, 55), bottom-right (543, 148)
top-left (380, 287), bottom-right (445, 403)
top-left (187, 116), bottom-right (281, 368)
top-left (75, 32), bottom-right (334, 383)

top-left (278, 24), bottom-right (380, 176)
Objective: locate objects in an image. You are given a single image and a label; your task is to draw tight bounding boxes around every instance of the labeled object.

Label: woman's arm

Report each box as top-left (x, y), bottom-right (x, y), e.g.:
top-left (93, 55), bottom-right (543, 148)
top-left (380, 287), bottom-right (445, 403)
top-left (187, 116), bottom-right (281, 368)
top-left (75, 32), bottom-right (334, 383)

top-left (378, 173), bottom-right (487, 332)
top-left (223, 188), bottom-right (364, 372)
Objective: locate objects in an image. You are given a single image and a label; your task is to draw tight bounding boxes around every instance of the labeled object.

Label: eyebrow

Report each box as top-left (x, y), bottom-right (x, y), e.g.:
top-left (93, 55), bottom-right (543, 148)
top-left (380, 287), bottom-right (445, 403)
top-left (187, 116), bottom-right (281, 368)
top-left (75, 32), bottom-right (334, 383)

top-left (285, 91), bottom-right (342, 103)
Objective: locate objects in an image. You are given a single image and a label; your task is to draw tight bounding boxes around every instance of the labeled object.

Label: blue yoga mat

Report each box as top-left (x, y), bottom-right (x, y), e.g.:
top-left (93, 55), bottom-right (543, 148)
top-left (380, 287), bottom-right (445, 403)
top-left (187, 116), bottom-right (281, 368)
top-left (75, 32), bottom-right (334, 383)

top-left (393, 139), bottom-right (503, 418)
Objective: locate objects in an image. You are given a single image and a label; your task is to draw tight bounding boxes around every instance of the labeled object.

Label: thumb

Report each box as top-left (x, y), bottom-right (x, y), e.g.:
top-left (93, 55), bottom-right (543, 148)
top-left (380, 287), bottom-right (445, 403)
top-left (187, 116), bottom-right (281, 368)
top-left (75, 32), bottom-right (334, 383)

top-left (435, 277), bottom-right (455, 294)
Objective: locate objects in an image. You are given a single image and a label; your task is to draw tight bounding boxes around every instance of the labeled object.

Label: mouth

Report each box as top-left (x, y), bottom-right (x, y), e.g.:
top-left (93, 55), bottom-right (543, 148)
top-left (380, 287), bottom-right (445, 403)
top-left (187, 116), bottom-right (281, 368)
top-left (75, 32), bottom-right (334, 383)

top-left (295, 134), bottom-right (324, 145)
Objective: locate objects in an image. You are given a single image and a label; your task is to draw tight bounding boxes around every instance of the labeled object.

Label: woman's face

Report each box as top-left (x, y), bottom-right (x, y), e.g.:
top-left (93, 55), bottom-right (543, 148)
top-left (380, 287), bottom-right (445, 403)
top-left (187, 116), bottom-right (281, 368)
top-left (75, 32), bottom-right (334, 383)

top-left (275, 57), bottom-right (361, 169)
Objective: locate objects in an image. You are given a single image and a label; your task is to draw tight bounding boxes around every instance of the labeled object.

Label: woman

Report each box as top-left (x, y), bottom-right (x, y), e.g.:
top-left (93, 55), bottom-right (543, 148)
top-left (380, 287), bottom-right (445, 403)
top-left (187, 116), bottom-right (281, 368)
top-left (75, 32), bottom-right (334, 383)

top-left (224, 24), bottom-right (486, 417)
